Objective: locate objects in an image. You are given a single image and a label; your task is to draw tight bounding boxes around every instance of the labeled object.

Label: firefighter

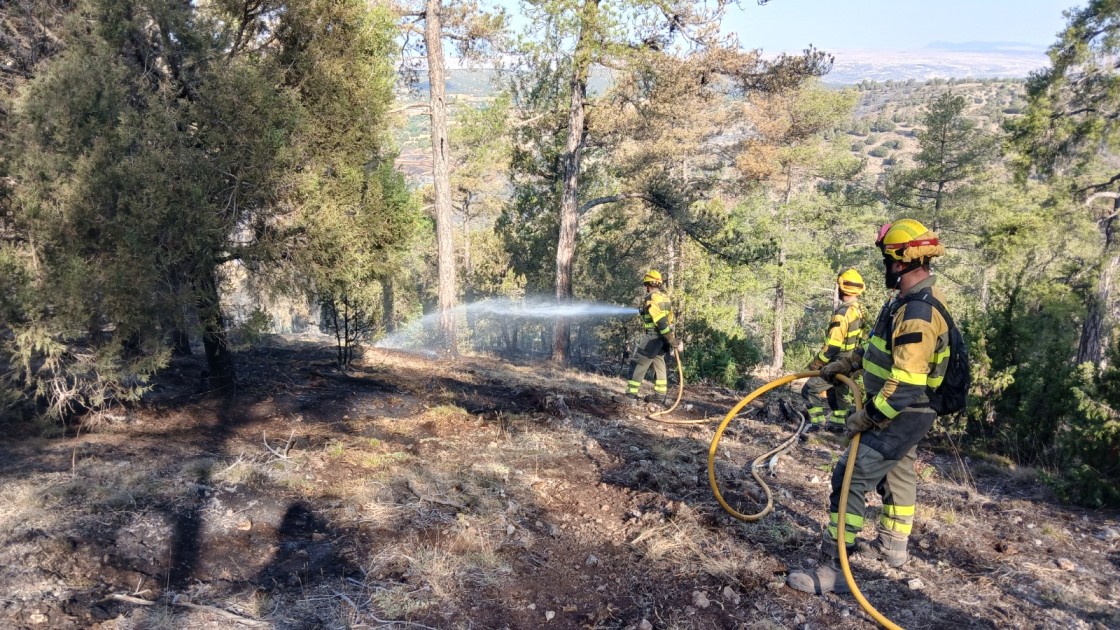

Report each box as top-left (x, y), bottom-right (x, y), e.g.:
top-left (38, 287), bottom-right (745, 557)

top-left (801, 268), bottom-right (867, 434)
top-left (624, 270), bottom-right (682, 405)
top-left (787, 219), bottom-right (950, 595)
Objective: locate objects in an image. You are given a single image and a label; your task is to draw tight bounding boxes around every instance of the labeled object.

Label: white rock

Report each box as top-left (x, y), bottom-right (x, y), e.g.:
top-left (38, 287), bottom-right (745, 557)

top-left (527, 603), bottom-right (536, 610)
top-left (1055, 558), bottom-right (1076, 571)
top-left (639, 620), bottom-right (654, 630)
top-left (545, 611), bottom-right (555, 621)
top-left (507, 525), bottom-right (515, 535)
top-left (691, 590), bottom-right (710, 609)
top-left (585, 554), bottom-right (599, 567)
top-left (809, 475), bottom-right (821, 484)
top-left (722, 585), bottom-right (740, 605)
top-left (28, 613), bottom-right (48, 625)
top-left (907, 578), bottom-right (924, 590)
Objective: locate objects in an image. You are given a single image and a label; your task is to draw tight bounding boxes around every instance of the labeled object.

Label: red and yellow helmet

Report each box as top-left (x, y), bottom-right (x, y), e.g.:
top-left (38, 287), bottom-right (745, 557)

top-left (876, 219), bottom-right (945, 263)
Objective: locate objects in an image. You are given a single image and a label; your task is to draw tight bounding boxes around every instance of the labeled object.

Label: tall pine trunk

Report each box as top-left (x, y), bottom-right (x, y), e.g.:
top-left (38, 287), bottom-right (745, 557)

top-left (1078, 202), bottom-right (1120, 367)
top-left (552, 0), bottom-right (599, 365)
top-left (426, 0), bottom-right (457, 355)
top-left (382, 277), bottom-right (395, 333)
top-left (771, 253), bottom-right (785, 370)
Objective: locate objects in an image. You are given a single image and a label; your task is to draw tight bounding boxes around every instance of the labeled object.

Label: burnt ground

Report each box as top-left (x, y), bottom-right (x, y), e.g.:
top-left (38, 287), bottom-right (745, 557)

top-left (0, 336), bottom-right (1118, 630)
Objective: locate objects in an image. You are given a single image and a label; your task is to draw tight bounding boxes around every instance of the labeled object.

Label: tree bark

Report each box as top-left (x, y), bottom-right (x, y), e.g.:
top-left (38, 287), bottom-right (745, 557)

top-left (771, 262), bottom-right (785, 370)
top-left (770, 183), bottom-right (793, 370)
top-left (1078, 201), bottom-right (1120, 367)
top-left (426, 0), bottom-right (458, 355)
top-left (382, 276), bottom-right (395, 333)
top-left (197, 268), bottom-right (235, 392)
top-left (552, 0), bottom-right (599, 365)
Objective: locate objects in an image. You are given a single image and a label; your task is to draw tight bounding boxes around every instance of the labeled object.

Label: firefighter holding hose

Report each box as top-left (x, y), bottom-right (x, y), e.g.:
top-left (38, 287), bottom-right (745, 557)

top-left (623, 270), bottom-right (682, 407)
top-left (801, 269), bottom-right (868, 434)
top-left (788, 219), bottom-right (952, 595)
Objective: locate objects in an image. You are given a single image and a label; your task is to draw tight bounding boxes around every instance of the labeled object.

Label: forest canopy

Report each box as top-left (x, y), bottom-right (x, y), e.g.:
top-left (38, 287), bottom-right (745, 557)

top-left (0, 0), bottom-right (1118, 506)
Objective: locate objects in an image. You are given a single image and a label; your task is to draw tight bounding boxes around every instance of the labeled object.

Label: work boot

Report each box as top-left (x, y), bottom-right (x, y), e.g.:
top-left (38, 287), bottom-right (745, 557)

top-left (856, 531), bottom-right (909, 568)
top-left (624, 393), bottom-right (640, 407)
top-left (786, 555), bottom-right (851, 595)
top-left (825, 422), bottom-right (845, 434)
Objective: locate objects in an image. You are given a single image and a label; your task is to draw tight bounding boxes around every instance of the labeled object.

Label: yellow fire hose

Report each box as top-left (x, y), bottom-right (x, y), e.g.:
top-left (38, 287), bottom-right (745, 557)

top-left (706, 371), bottom-right (814, 521)
top-left (647, 349), bottom-right (705, 424)
top-left (707, 371), bottom-right (902, 629)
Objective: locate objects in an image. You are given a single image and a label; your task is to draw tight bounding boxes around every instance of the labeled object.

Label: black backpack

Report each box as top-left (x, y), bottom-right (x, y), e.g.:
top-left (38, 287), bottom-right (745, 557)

top-left (900, 292), bottom-right (971, 415)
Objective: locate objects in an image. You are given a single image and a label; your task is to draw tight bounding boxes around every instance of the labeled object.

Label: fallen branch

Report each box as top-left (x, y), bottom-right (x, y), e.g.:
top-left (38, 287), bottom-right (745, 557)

top-left (263, 430), bottom-right (294, 461)
top-left (101, 593), bottom-right (269, 627)
top-left (405, 479), bottom-right (466, 510)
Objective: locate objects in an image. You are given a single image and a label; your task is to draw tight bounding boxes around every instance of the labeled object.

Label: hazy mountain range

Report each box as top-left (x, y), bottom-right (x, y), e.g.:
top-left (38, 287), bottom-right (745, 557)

top-left (822, 41), bottom-right (1049, 84)
top-left (424, 42), bottom-right (1050, 97)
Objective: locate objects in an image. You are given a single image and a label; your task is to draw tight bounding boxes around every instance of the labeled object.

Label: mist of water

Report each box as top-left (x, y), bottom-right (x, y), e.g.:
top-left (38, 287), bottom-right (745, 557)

top-left (376, 297), bottom-right (638, 352)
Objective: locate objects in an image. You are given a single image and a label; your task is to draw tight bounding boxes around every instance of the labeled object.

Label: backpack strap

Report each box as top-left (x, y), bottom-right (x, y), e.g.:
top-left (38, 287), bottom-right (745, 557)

top-left (901, 290), bottom-right (957, 334)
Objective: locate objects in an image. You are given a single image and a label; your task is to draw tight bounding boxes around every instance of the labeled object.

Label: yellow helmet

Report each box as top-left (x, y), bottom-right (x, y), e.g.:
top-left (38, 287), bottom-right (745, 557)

top-left (642, 269), bottom-right (663, 285)
top-left (876, 219), bottom-right (945, 263)
top-left (837, 268), bottom-right (865, 296)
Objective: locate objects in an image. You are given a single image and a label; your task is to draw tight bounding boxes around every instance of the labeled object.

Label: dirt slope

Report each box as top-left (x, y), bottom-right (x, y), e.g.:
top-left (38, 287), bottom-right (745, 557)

top-left (0, 339), bottom-right (1117, 629)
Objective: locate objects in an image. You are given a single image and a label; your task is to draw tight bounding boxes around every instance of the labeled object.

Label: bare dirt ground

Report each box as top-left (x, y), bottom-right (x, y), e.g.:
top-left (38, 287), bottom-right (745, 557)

top-left (1, 337), bottom-right (1118, 630)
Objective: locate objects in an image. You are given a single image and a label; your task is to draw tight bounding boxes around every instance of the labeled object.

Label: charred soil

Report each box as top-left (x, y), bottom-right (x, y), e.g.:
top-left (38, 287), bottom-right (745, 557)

top-left (0, 338), bottom-right (1117, 629)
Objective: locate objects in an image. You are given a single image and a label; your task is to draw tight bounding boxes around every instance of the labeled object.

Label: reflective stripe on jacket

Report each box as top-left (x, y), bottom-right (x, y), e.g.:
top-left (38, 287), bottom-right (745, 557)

top-left (817, 300), bottom-right (865, 364)
top-left (640, 289), bottom-right (676, 343)
top-left (858, 277), bottom-right (950, 421)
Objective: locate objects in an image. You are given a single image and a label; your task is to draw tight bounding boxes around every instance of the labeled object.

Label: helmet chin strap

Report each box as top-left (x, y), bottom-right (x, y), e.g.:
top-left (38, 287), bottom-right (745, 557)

top-left (885, 258), bottom-right (923, 290)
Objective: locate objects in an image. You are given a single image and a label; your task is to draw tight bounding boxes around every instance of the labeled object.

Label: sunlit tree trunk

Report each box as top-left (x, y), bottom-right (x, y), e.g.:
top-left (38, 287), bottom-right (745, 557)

top-left (1078, 200), bottom-right (1120, 367)
top-left (382, 277), bottom-right (395, 333)
top-left (425, 0), bottom-right (458, 355)
top-left (552, 0), bottom-right (599, 365)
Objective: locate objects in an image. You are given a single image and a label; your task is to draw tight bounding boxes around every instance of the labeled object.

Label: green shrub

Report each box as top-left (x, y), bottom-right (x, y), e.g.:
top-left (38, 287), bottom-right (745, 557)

top-left (679, 319), bottom-right (761, 388)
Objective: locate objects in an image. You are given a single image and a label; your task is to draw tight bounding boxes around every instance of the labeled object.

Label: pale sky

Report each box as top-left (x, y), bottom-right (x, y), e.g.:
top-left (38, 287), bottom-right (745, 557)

top-left (496, 0), bottom-right (1080, 53)
top-left (725, 0), bottom-right (1077, 52)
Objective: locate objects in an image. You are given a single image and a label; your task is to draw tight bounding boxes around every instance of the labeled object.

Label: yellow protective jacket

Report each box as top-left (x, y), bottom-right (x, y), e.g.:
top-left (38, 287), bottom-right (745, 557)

top-left (640, 289), bottom-right (677, 345)
top-left (858, 276), bottom-right (951, 421)
top-left (816, 300), bottom-right (866, 364)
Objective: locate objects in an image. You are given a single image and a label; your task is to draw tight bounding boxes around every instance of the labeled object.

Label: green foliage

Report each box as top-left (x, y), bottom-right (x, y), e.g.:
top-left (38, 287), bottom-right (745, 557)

top-left (1050, 362), bottom-right (1120, 507)
top-left (870, 117), bottom-right (896, 132)
top-left (869, 145), bottom-right (890, 158)
top-left (1, 0), bottom-right (415, 418)
top-left (678, 320), bottom-right (761, 388)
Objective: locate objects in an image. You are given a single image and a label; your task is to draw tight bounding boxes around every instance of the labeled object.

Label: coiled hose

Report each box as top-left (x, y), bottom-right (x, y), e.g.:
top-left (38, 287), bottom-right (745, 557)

top-left (707, 371), bottom-right (902, 629)
top-left (648, 349), bottom-right (705, 424)
top-left (706, 371), bottom-right (814, 521)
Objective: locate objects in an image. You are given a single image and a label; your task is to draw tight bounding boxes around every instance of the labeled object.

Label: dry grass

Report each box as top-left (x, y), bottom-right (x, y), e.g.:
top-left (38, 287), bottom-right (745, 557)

top-left (0, 481), bottom-right (51, 534)
top-left (630, 504), bottom-right (751, 582)
top-left (365, 525), bottom-right (510, 617)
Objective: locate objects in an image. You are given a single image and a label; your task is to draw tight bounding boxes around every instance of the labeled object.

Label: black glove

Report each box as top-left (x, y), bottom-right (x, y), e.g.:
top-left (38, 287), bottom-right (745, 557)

top-left (807, 356), bottom-right (826, 371)
top-left (819, 356), bottom-right (859, 384)
top-left (844, 408), bottom-right (876, 439)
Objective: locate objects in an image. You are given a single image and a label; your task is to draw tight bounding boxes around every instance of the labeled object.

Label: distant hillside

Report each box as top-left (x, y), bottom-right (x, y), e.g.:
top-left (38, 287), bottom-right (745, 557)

top-left (822, 48), bottom-right (1047, 85)
top-left (840, 78), bottom-right (1026, 177)
top-left (395, 70), bottom-right (1030, 184)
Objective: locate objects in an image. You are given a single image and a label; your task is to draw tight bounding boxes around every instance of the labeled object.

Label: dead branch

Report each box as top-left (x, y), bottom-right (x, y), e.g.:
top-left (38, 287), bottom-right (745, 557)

top-left (405, 479), bottom-right (465, 510)
top-left (101, 594), bottom-right (268, 627)
top-left (262, 430), bottom-right (294, 460)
